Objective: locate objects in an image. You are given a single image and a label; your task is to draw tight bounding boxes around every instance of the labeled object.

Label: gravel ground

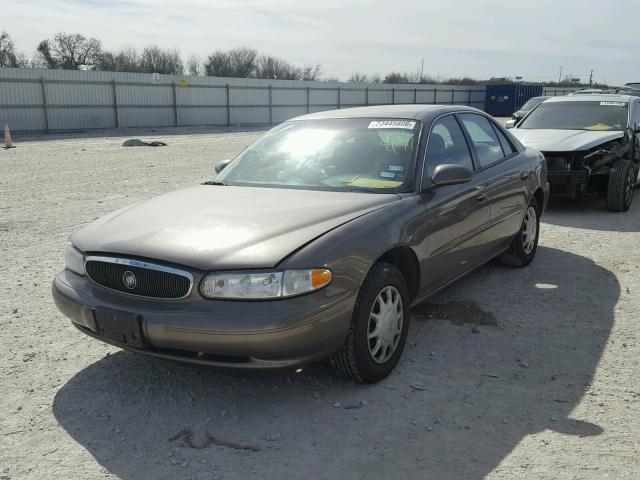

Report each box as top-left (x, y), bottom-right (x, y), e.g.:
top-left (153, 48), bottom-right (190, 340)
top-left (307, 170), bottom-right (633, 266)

top-left (1, 126), bottom-right (639, 480)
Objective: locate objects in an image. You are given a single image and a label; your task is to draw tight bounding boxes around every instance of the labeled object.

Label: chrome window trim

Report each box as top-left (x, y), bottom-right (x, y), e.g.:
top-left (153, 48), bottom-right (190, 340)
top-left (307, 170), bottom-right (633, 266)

top-left (84, 255), bottom-right (194, 300)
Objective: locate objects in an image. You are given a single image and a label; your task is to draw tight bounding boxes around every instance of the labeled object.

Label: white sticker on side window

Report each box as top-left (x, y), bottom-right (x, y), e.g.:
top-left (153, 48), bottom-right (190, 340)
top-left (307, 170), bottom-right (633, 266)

top-left (368, 120), bottom-right (416, 129)
top-left (600, 101), bottom-right (626, 107)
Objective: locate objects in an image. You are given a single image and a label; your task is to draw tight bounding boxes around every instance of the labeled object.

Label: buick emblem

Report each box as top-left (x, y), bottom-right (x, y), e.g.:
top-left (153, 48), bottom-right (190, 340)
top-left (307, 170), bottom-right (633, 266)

top-left (122, 271), bottom-right (137, 290)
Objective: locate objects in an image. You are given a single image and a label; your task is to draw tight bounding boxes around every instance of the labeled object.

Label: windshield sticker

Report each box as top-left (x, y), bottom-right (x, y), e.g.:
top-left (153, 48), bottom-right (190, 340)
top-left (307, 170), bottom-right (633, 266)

top-left (369, 120), bottom-right (416, 130)
top-left (378, 171), bottom-right (396, 179)
top-left (387, 165), bottom-right (405, 172)
top-left (600, 101), bottom-right (626, 107)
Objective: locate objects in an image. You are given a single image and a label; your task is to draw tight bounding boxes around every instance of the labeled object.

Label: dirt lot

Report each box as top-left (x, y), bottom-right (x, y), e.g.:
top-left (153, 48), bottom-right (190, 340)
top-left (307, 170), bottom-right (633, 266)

top-left (1, 127), bottom-right (639, 480)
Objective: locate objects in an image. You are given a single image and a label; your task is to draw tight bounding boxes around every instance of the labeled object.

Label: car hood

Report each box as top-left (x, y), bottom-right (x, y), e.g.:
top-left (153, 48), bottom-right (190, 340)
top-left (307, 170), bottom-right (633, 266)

top-left (511, 129), bottom-right (625, 152)
top-left (71, 185), bottom-right (401, 270)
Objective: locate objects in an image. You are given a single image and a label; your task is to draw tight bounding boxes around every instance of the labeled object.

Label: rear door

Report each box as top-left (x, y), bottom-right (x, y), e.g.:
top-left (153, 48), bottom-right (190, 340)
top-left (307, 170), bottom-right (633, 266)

top-left (457, 113), bottom-right (531, 251)
top-left (420, 114), bottom-right (493, 292)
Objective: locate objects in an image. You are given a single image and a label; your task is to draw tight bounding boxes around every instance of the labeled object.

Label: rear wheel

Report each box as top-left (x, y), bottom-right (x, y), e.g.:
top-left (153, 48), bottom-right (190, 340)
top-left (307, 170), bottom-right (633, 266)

top-left (499, 196), bottom-right (540, 268)
top-left (330, 262), bottom-right (410, 383)
top-left (606, 159), bottom-right (636, 212)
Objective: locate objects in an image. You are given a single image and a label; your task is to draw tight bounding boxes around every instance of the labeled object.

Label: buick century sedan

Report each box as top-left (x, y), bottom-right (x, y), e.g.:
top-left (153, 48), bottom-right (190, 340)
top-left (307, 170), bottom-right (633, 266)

top-left (53, 105), bottom-right (549, 383)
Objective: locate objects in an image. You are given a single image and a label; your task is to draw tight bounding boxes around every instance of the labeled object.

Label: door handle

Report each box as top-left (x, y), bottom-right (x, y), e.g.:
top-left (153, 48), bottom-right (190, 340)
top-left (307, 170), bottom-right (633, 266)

top-left (520, 171), bottom-right (529, 180)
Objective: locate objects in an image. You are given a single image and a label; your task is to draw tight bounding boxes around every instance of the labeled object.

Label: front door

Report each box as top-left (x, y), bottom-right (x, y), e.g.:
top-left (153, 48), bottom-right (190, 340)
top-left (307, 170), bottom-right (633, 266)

top-left (419, 114), bottom-right (492, 293)
top-left (458, 113), bottom-right (530, 249)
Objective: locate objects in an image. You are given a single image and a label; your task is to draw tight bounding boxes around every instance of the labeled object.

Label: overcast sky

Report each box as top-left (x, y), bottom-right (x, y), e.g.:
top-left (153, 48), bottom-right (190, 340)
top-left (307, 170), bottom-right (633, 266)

top-left (6, 0), bottom-right (639, 84)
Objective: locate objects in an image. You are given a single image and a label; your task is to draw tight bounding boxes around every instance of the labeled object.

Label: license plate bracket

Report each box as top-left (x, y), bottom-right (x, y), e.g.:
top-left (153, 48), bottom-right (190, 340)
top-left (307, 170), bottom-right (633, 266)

top-left (94, 308), bottom-right (145, 348)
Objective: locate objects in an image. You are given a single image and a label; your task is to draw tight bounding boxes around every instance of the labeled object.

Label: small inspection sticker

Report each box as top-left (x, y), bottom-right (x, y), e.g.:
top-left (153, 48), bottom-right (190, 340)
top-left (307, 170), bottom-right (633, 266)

top-left (388, 165), bottom-right (405, 172)
top-left (368, 120), bottom-right (416, 129)
top-left (600, 101), bottom-right (626, 107)
top-left (378, 171), bottom-right (396, 179)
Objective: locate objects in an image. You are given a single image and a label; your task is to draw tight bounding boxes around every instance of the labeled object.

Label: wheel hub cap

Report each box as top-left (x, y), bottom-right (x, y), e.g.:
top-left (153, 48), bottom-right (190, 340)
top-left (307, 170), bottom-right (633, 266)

top-left (367, 286), bottom-right (403, 364)
top-left (522, 206), bottom-right (537, 255)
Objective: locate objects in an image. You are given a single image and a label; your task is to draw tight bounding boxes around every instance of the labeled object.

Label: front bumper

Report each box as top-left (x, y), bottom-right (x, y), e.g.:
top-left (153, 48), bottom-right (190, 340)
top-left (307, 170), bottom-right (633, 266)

top-left (52, 270), bottom-right (357, 370)
top-left (547, 169), bottom-right (588, 196)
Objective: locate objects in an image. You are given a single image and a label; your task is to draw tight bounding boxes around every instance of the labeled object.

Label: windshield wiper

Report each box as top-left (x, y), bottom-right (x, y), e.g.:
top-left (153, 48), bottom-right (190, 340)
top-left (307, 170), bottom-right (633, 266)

top-left (202, 180), bottom-right (227, 186)
top-left (347, 188), bottom-right (379, 194)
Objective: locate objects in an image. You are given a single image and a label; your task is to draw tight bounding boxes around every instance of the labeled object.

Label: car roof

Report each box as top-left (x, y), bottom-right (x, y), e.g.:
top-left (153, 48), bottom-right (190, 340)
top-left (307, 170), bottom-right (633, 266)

top-left (568, 89), bottom-right (606, 94)
top-left (545, 94), bottom-right (635, 103)
top-left (289, 104), bottom-right (482, 123)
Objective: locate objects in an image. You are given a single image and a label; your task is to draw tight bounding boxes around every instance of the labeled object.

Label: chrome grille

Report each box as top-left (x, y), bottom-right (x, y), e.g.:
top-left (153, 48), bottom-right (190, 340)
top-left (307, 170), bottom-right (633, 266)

top-left (85, 256), bottom-right (193, 299)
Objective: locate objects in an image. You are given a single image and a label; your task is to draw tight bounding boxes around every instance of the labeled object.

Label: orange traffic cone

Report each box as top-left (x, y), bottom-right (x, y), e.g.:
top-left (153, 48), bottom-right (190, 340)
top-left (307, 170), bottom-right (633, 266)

top-left (4, 124), bottom-right (15, 149)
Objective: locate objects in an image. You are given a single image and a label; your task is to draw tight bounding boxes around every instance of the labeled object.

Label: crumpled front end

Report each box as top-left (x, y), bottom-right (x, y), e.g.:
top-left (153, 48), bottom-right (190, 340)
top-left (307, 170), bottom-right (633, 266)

top-left (542, 138), bottom-right (630, 197)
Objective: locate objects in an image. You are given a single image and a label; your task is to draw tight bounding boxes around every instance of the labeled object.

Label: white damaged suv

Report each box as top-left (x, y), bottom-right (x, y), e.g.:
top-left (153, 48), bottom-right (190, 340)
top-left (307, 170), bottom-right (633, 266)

top-left (511, 94), bottom-right (640, 211)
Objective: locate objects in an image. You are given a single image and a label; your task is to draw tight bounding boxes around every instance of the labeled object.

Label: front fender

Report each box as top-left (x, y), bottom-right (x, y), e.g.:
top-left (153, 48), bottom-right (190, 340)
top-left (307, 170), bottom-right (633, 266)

top-left (278, 196), bottom-right (426, 295)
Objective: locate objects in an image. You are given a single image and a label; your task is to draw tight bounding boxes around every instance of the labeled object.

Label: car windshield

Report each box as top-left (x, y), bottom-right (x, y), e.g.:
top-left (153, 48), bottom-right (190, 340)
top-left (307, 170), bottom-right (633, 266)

top-left (216, 118), bottom-right (421, 192)
top-left (617, 88), bottom-right (640, 97)
top-left (518, 101), bottom-right (628, 131)
top-left (520, 97), bottom-right (547, 110)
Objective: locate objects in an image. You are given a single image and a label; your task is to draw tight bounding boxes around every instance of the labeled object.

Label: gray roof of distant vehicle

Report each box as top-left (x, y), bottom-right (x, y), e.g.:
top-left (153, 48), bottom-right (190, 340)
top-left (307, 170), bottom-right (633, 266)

top-left (290, 104), bottom-right (481, 122)
top-left (546, 94), bottom-right (634, 103)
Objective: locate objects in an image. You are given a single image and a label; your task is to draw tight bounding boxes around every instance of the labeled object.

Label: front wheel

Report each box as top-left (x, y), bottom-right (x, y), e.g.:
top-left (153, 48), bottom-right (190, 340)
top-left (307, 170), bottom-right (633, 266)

top-left (606, 159), bottom-right (636, 212)
top-left (330, 262), bottom-right (410, 383)
top-left (499, 196), bottom-right (540, 268)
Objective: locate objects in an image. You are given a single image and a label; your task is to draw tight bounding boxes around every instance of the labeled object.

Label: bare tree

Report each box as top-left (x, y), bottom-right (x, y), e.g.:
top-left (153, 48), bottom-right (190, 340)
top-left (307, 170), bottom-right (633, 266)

top-left (36, 33), bottom-right (102, 69)
top-left (186, 54), bottom-right (202, 76)
top-left (228, 47), bottom-right (257, 77)
top-left (204, 47), bottom-right (257, 77)
top-left (139, 45), bottom-right (183, 74)
top-left (203, 50), bottom-right (231, 77)
top-left (256, 55), bottom-right (298, 80)
top-left (383, 72), bottom-right (408, 84)
top-left (299, 64), bottom-right (321, 81)
top-left (97, 47), bottom-right (141, 72)
top-left (348, 72), bottom-right (369, 83)
top-left (0, 31), bottom-right (26, 67)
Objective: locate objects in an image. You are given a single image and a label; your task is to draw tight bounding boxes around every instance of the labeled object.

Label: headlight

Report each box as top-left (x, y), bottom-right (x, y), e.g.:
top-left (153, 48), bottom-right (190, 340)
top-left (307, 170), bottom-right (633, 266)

top-left (200, 269), bottom-right (332, 299)
top-left (65, 243), bottom-right (85, 276)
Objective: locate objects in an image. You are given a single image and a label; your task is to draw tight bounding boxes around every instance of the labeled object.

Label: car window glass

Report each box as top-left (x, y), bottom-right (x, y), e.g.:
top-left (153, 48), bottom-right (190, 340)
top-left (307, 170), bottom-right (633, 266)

top-left (217, 118), bottom-right (421, 192)
top-left (459, 114), bottom-right (505, 168)
top-left (492, 124), bottom-right (515, 156)
top-left (424, 116), bottom-right (473, 183)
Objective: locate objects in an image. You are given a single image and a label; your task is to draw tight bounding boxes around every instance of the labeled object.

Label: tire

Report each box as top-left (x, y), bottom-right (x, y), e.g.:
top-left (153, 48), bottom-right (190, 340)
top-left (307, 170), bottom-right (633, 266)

top-left (330, 262), bottom-right (410, 383)
top-left (606, 159), bottom-right (636, 212)
top-left (499, 196), bottom-right (540, 268)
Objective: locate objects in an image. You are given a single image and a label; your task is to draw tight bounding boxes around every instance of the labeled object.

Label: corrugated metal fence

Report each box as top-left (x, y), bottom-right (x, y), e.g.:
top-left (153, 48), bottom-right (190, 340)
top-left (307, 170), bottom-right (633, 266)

top-left (0, 68), bottom-right (582, 132)
top-left (0, 68), bottom-right (487, 132)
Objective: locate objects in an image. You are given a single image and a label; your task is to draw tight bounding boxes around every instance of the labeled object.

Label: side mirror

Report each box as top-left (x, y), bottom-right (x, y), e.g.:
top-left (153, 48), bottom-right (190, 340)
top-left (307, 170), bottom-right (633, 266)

top-left (214, 159), bottom-right (232, 174)
top-left (431, 164), bottom-right (473, 187)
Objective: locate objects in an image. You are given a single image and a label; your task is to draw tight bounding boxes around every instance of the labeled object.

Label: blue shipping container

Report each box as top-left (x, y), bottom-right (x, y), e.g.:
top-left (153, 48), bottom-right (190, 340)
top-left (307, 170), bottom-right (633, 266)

top-left (485, 84), bottom-right (544, 116)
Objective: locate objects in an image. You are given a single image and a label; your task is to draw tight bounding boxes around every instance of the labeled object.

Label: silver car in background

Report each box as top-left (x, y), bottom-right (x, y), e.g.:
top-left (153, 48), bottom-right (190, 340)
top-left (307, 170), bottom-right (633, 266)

top-left (511, 94), bottom-right (640, 211)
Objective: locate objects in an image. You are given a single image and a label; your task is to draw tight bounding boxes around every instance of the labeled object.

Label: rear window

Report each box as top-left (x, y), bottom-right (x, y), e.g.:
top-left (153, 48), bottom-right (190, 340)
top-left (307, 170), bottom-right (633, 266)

top-left (518, 101), bottom-right (628, 131)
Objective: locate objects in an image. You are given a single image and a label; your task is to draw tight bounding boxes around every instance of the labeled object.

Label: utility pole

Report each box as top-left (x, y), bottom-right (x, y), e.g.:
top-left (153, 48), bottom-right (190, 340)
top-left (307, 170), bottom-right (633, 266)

top-left (558, 66), bottom-right (563, 84)
top-left (589, 69), bottom-right (594, 86)
top-left (421, 57), bottom-right (424, 78)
